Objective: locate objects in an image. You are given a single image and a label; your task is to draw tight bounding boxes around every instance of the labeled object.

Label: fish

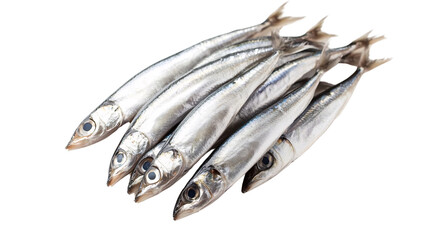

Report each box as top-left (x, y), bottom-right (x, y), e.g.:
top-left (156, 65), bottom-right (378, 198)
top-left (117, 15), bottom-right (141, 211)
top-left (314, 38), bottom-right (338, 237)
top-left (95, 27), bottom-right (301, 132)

top-left (195, 17), bottom-right (334, 68)
top-left (126, 80), bottom-right (334, 195)
top-left (216, 33), bottom-right (382, 144)
top-left (134, 33), bottom-right (375, 200)
top-left (242, 49), bottom-right (390, 193)
top-left (107, 47), bottom-right (275, 186)
top-left (172, 50), bottom-right (340, 220)
top-left (108, 38), bottom-right (319, 186)
top-left (65, 3), bottom-right (300, 150)
top-left (135, 50), bottom-right (283, 202)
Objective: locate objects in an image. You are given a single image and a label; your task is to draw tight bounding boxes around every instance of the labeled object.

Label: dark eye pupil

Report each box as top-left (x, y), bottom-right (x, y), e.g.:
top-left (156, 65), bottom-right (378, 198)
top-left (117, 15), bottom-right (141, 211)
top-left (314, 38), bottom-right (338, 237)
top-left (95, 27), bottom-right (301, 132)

top-left (83, 122), bottom-right (92, 131)
top-left (187, 188), bottom-right (196, 198)
top-left (142, 161), bottom-right (151, 170)
top-left (148, 172), bottom-right (156, 180)
top-left (116, 153), bottom-right (124, 163)
top-left (262, 156), bottom-right (270, 166)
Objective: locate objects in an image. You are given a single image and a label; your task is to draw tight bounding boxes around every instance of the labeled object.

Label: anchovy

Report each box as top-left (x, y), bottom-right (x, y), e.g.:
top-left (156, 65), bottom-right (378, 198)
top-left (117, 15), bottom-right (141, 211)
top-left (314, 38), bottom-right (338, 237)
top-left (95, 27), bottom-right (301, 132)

top-left (214, 34), bottom-right (379, 145)
top-left (172, 57), bottom-right (336, 220)
top-left (134, 35), bottom-right (374, 200)
top-left (66, 3), bottom-right (299, 150)
top-left (126, 80), bottom-right (333, 195)
top-left (135, 51), bottom-right (282, 202)
top-left (242, 53), bottom-right (389, 192)
top-left (108, 44), bottom-right (317, 186)
top-left (196, 17), bottom-right (333, 68)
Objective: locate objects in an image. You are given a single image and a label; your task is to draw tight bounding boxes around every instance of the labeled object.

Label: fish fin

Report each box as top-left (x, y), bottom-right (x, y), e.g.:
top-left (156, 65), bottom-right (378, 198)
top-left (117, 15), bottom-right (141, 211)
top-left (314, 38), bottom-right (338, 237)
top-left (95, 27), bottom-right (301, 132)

top-left (302, 17), bottom-right (336, 45)
top-left (364, 58), bottom-right (391, 71)
top-left (350, 32), bottom-right (385, 53)
top-left (315, 43), bottom-right (341, 72)
top-left (253, 2), bottom-right (303, 38)
top-left (342, 46), bottom-right (390, 71)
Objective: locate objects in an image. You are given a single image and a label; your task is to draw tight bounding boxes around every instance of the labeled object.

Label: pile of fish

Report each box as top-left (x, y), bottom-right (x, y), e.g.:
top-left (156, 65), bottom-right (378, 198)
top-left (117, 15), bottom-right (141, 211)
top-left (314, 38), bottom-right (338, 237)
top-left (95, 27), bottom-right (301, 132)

top-left (66, 3), bottom-right (388, 220)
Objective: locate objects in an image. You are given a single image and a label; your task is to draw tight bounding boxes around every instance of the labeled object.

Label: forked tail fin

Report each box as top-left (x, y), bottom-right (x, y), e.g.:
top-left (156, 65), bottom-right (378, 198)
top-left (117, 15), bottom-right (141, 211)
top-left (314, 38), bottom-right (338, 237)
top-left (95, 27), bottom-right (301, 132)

top-left (348, 32), bottom-right (385, 55)
top-left (342, 45), bottom-right (390, 72)
top-left (301, 17), bottom-right (336, 46)
top-left (253, 2), bottom-right (304, 38)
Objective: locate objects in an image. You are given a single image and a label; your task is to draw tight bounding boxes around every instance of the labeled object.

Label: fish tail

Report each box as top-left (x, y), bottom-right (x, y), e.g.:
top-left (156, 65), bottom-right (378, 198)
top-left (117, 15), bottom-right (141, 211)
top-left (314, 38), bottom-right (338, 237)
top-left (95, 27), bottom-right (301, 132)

top-left (315, 43), bottom-right (341, 72)
top-left (342, 46), bottom-right (390, 71)
top-left (253, 2), bottom-right (303, 38)
top-left (302, 17), bottom-right (336, 45)
top-left (349, 32), bottom-right (385, 53)
top-left (342, 31), bottom-right (387, 69)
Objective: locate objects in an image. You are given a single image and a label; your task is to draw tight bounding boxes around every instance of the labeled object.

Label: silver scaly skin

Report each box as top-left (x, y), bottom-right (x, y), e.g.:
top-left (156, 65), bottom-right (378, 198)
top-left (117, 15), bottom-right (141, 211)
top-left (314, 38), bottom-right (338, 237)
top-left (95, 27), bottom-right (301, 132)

top-left (135, 51), bottom-right (281, 202)
top-left (127, 81), bottom-right (333, 195)
top-left (220, 33), bottom-right (384, 142)
top-left (125, 79), bottom-right (330, 194)
top-left (242, 55), bottom-right (389, 192)
top-left (107, 47), bottom-right (274, 186)
top-left (66, 3), bottom-right (300, 150)
top-left (173, 67), bottom-right (324, 220)
top-left (196, 17), bottom-right (333, 68)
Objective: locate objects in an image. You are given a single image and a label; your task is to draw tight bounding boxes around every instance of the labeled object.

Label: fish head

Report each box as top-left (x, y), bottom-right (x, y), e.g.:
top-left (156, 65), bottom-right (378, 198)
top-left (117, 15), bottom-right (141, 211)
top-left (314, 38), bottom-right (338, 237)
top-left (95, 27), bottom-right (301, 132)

top-left (127, 155), bottom-right (154, 194)
top-left (135, 149), bottom-right (183, 202)
top-left (173, 166), bottom-right (225, 220)
top-left (242, 140), bottom-right (294, 193)
top-left (107, 130), bottom-right (149, 186)
top-left (66, 101), bottom-right (123, 150)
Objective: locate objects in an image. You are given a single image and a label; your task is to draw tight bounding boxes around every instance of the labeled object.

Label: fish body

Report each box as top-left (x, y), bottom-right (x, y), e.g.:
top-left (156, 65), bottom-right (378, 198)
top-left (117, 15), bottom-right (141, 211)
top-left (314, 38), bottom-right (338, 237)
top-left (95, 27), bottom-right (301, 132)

top-left (173, 68), bottom-right (323, 220)
top-left (218, 44), bottom-right (357, 143)
top-left (109, 47), bottom-right (276, 185)
top-left (242, 56), bottom-right (389, 192)
top-left (66, 4), bottom-right (298, 150)
top-left (196, 17), bottom-right (333, 67)
top-left (127, 80), bottom-right (333, 194)
top-left (135, 51), bottom-right (281, 202)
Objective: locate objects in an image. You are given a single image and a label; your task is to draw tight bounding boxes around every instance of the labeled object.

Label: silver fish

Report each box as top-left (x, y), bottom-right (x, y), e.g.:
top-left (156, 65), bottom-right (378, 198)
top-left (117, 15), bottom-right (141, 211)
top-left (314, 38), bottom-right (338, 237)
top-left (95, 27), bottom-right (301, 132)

top-left (196, 17), bottom-right (333, 68)
top-left (66, 3), bottom-right (300, 150)
top-left (172, 56), bottom-right (337, 220)
top-left (108, 47), bottom-right (275, 186)
top-left (135, 51), bottom-right (282, 202)
top-left (214, 36), bottom-right (371, 145)
top-left (242, 53), bottom-right (389, 192)
top-left (127, 80), bottom-right (333, 195)
top-left (228, 34), bottom-right (381, 130)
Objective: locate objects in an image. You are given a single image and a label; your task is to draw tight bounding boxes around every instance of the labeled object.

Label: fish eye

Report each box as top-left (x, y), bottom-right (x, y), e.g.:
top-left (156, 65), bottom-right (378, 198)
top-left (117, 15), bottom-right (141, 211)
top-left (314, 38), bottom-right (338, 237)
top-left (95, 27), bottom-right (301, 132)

top-left (145, 167), bottom-right (160, 184)
top-left (257, 152), bottom-right (274, 170)
top-left (143, 161), bottom-right (151, 170)
top-left (114, 152), bottom-right (126, 166)
top-left (184, 185), bottom-right (200, 201)
top-left (83, 122), bottom-right (92, 131)
top-left (137, 158), bottom-right (152, 174)
top-left (79, 119), bottom-right (95, 136)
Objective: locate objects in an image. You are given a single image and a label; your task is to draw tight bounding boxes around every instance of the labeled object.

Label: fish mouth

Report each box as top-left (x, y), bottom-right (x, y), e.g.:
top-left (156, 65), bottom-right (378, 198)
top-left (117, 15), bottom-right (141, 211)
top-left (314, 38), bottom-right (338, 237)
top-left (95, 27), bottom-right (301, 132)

top-left (241, 165), bottom-right (263, 193)
top-left (107, 170), bottom-right (127, 187)
top-left (65, 135), bottom-right (88, 150)
top-left (127, 176), bottom-right (142, 195)
top-left (173, 205), bottom-right (196, 221)
top-left (134, 184), bottom-right (160, 203)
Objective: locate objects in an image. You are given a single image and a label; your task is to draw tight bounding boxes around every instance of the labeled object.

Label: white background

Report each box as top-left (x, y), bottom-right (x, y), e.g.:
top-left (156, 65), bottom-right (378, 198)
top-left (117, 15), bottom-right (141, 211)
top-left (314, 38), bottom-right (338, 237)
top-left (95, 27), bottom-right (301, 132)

top-left (1, 0), bottom-right (425, 239)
